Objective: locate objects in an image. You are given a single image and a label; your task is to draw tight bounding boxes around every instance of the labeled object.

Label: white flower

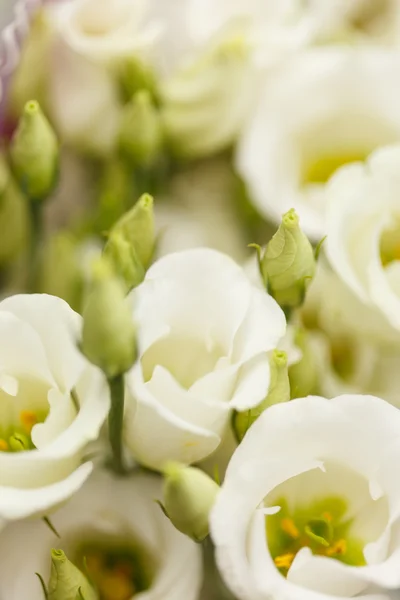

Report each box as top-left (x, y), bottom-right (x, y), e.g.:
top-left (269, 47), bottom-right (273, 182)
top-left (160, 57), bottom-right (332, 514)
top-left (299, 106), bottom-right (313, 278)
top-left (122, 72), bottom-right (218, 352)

top-left (325, 144), bottom-right (400, 333)
top-left (49, 0), bottom-right (160, 67)
top-left (211, 394), bottom-right (400, 600)
top-left (156, 159), bottom-right (247, 262)
top-left (0, 469), bottom-right (203, 600)
top-left (319, 0), bottom-right (400, 46)
top-left (0, 293), bottom-right (109, 525)
top-left (125, 248), bottom-right (286, 471)
top-left (237, 48), bottom-right (400, 240)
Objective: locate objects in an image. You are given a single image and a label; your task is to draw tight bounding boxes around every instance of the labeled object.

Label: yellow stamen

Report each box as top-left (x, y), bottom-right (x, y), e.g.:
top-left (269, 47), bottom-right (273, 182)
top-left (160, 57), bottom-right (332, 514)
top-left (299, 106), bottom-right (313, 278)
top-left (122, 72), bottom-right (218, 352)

top-left (274, 553), bottom-right (295, 570)
top-left (20, 410), bottom-right (38, 434)
top-left (281, 518), bottom-right (300, 539)
top-left (0, 439), bottom-right (9, 452)
top-left (322, 512), bottom-right (333, 522)
top-left (100, 572), bottom-right (135, 600)
top-left (327, 539), bottom-right (347, 556)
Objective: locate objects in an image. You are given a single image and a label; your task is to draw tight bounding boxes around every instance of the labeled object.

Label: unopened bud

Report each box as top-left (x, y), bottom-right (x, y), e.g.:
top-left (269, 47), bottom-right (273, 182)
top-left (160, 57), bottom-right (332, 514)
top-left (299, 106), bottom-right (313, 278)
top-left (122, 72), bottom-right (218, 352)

top-left (260, 209), bottom-right (316, 312)
top-left (108, 193), bottom-right (155, 271)
top-left (10, 100), bottom-right (59, 201)
top-left (233, 350), bottom-right (290, 443)
top-left (163, 462), bottom-right (220, 542)
top-left (38, 233), bottom-right (83, 312)
top-left (0, 155), bottom-right (30, 264)
top-left (119, 56), bottom-right (157, 101)
top-left (103, 230), bottom-right (145, 292)
top-left (48, 548), bottom-right (98, 600)
top-left (94, 159), bottom-right (134, 235)
top-left (119, 91), bottom-right (163, 167)
top-left (82, 257), bottom-right (136, 378)
top-left (288, 328), bottom-right (319, 399)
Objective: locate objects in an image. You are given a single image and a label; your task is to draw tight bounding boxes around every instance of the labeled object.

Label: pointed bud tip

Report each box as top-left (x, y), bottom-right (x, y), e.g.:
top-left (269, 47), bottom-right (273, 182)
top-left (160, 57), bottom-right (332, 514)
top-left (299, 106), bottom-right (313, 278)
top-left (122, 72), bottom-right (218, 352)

top-left (51, 549), bottom-right (66, 562)
top-left (24, 99), bottom-right (40, 116)
top-left (272, 349), bottom-right (287, 368)
top-left (282, 208), bottom-right (299, 229)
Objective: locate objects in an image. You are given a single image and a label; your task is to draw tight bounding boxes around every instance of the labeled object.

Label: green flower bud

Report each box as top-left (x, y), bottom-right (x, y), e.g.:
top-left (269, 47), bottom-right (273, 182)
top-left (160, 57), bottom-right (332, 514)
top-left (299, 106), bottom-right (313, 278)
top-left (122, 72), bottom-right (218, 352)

top-left (94, 159), bottom-right (135, 236)
top-left (233, 349), bottom-right (290, 443)
top-left (118, 56), bottom-right (158, 102)
top-left (119, 91), bottom-right (163, 167)
top-left (10, 100), bottom-right (59, 201)
top-left (260, 209), bottom-right (316, 311)
top-left (103, 230), bottom-right (145, 292)
top-left (0, 155), bottom-right (30, 264)
top-left (109, 193), bottom-right (155, 270)
top-left (288, 328), bottom-right (319, 399)
top-left (163, 462), bottom-right (220, 542)
top-left (48, 548), bottom-right (98, 600)
top-left (82, 257), bottom-right (136, 378)
top-left (8, 11), bottom-right (53, 118)
top-left (38, 233), bottom-right (83, 312)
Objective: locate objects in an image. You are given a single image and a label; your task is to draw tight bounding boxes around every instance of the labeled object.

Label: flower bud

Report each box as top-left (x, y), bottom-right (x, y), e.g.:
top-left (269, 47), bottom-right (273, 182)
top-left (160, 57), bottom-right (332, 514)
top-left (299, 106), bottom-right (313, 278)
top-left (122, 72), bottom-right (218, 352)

top-left (94, 159), bottom-right (134, 235)
top-left (48, 548), bottom-right (98, 600)
top-left (118, 56), bottom-right (157, 102)
top-left (38, 233), bottom-right (83, 312)
top-left (10, 100), bottom-right (59, 201)
top-left (108, 193), bottom-right (155, 271)
top-left (163, 462), bottom-right (220, 542)
top-left (82, 257), bottom-right (136, 378)
top-left (0, 155), bottom-right (30, 264)
top-left (103, 230), bottom-right (145, 292)
top-left (8, 11), bottom-right (53, 118)
top-left (232, 350), bottom-right (290, 443)
top-left (288, 327), bottom-right (319, 399)
top-left (119, 91), bottom-right (163, 167)
top-left (260, 209), bottom-right (316, 311)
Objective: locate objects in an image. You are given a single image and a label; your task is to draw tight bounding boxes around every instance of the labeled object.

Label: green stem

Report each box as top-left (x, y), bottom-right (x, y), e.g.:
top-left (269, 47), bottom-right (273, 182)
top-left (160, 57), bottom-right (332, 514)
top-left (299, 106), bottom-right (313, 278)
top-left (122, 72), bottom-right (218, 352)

top-left (108, 374), bottom-right (126, 474)
top-left (28, 201), bottom-right (42, 292)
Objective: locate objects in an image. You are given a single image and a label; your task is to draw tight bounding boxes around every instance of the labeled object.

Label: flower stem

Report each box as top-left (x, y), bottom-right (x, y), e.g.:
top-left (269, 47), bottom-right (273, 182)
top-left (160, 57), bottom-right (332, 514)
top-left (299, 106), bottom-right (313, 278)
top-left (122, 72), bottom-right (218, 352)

top-left (28, 201), bottom-right (42, 292)
top-left (108, 374), bottom-right (126, 474)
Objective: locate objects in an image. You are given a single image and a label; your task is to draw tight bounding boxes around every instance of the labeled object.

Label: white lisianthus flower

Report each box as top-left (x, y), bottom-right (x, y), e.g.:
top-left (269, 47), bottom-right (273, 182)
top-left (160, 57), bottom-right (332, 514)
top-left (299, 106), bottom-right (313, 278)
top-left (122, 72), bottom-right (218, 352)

top-left (211, 394), bottom-right (400, 600)
top-left (125, 248), bottom-right (286, 471)
top-left (50, 0), bottom-right (161, 67)
top-left (325, 144), bottom-right (400, 333)
top-left (0, 294), bottom-right (109, 525)
top-left (0, 469), bottom-right (203, 600)
top-left (237, 49), bottom-right (400, 240)
top-left (320, 0), bottom-right (400, 46)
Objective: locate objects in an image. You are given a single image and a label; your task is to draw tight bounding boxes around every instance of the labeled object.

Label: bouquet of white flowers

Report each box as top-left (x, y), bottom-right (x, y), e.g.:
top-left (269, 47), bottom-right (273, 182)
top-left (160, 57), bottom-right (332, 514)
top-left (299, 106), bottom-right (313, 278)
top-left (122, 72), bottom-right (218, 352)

top-left (2, 1), bottom-right (400, 600)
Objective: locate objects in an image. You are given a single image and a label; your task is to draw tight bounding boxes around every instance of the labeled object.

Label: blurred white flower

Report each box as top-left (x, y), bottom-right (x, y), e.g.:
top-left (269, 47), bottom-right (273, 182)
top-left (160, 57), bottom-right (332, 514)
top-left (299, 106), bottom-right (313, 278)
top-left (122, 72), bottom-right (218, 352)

top-left (237, 49), bottom-right (400, 240)
top-left (125, 248), bottom-right (286, 471)
top-left (0, 469), bottom-right (203, 600)
top-left (156, 159), bottom-right (247, 262)
top-left (0, 294), bottom-right (109, 525)
top-left (211, 394), bottom-right (400, 600)
top-left (325, 144), bottom-right (400, 333)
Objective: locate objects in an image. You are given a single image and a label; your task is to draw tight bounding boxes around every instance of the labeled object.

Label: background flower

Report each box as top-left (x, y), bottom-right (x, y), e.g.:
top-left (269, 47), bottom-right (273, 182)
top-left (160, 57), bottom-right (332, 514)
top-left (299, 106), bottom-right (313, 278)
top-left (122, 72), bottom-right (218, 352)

top-left (0, 293), bottom-right (109, 524)
top-left (0, 469), bottom-right (203, 600)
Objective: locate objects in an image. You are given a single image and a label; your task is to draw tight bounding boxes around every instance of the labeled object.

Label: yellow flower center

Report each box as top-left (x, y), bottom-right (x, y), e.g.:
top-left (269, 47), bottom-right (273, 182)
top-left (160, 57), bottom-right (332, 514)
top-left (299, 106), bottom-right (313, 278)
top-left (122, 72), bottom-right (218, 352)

top-left (266, 496), bottom-right (366, 577)
top-left (74, 537), bottom-right (155, 600)
top-left (0, 409), bottom-right (46, 452)
top-left (302, 152), bottom-right (369, 185)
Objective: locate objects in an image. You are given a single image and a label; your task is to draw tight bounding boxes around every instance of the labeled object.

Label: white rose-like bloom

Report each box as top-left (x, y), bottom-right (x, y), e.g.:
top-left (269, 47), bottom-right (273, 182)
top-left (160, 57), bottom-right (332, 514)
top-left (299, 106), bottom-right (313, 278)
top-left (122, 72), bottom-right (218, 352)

top-left (237, 49), bottom-right (400, 240)
top-left (125, 248), bottom-right (286, 471)
top-left (212, 395), bottom-right (400, 600)
top-left (0, 294), bottom-right (109, 525)
top-left (325, 144), bottom-right (400, 333)
top-left (0, 469), bottom-right (203, 600)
